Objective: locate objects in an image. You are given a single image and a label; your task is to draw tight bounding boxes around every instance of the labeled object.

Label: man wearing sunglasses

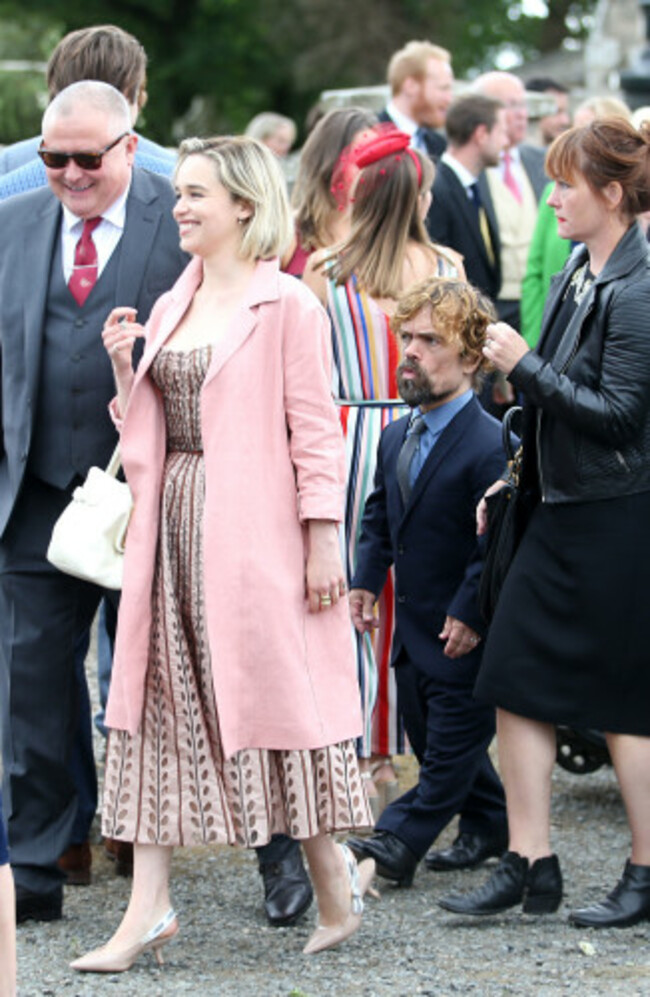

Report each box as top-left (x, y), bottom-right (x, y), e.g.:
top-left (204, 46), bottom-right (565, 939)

top-left (0, 79), bottom-right (187, 924)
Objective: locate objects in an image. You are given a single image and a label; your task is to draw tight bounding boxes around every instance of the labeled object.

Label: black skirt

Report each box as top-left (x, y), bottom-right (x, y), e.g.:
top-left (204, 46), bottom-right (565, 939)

top-left (475, 490), bottom-right (650, 736)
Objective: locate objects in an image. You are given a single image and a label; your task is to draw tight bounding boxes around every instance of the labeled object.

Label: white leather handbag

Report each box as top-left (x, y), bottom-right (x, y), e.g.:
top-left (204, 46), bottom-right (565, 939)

top-left (46, 444), bottom-right (133, 590)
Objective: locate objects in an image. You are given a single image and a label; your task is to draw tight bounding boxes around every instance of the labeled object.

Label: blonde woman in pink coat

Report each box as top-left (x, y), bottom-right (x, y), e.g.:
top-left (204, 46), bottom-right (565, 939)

top-left (70, 136), bottom-right (374, 974)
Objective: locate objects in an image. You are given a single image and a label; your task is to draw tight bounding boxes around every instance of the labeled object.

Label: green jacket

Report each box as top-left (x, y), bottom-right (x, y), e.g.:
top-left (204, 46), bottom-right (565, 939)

top-left (520, 180), bottom-right (570, 348)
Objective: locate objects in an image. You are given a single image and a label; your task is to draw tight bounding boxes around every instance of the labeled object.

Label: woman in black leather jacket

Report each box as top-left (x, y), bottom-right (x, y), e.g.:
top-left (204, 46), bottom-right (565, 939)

top-left (438, 117), bottom-right (650, 926)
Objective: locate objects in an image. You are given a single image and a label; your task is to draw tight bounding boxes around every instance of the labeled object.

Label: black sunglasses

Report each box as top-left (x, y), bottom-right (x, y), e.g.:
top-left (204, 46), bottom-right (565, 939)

top-left (37, 132), bottom-right (131, 171)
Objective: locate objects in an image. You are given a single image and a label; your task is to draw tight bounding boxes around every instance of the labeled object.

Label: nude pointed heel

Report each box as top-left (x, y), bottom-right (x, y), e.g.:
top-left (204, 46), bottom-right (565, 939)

top-left (70, 908), bottom-right (178, 973)
top-left (303, 845), bottom-right (376, 955)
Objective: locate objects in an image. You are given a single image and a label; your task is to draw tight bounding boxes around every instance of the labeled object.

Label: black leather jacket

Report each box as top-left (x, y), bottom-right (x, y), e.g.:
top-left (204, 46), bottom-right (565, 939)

top-left (510, 222), bottom-right (650, 504)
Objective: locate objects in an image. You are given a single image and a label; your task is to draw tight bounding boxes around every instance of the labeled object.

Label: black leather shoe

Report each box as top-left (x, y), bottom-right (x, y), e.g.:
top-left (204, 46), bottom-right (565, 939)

top-left (438, 851), bottom-right (562, 916)
top-left (259, 852), bottom-right (313, 926)
top-left (15, 884), bottom-right (63, 924)
top-left (347, 831), bottom-right (418, 887)
top-left (425, 829), bottom-right (508, 872)
top-left (569, 860), bottom-right (650, 928)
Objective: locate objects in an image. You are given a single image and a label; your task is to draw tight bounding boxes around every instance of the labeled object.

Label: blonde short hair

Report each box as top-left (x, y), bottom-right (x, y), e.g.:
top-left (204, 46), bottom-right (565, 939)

top-left (175, 135), bottom-right (293, 261)
top-left (388, 41), bottom-right (451, 96)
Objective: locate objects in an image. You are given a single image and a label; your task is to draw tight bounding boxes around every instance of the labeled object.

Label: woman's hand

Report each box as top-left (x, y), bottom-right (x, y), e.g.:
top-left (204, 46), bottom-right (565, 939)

top-left (306, 520), bottom-right (347, 614)
top-left (483, 321), bottom-right (530, 376)
top-left (477, 478), bottom-right (509, 536)
top-left (102, 307), bottom-right (144, 377)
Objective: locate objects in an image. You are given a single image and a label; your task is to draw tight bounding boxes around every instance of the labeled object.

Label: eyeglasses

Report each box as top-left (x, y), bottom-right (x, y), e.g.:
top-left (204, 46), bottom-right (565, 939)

top-left (37, 132), bottom-right (130, 171)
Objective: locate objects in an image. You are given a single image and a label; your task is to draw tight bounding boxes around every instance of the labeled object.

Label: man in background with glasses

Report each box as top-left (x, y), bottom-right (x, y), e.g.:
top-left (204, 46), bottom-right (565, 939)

top-left (0, 80), bottom-right (187, 924)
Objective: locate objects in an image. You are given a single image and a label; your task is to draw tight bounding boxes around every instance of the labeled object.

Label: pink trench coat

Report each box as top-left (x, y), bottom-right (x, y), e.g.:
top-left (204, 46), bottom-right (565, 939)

top-left (105, 256), bottom-right (363, 758)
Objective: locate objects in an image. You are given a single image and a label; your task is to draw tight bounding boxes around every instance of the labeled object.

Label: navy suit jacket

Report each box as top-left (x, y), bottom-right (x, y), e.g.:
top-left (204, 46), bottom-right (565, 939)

top-left (426, 160), bottom-right (501, 301)
top-left (352, 396), bottom-right (505, 684)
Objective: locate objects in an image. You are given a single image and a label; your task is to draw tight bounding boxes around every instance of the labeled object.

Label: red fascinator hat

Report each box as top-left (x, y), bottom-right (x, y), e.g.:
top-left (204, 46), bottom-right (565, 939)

top-left (331, 124), bottom-right (423, 210)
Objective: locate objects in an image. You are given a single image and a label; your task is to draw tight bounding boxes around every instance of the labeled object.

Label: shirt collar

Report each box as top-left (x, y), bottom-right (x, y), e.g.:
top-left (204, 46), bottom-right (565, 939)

top-left (441, 151), bottom-right (478, 188)
top-left (501, 145), bottom-right (522, 166)
top-left (386, 101), bottom-right (418, 138)
top-left (61, 178), bottom-right (131, 235)
top-left (415, 388), bottom-right (474, 435)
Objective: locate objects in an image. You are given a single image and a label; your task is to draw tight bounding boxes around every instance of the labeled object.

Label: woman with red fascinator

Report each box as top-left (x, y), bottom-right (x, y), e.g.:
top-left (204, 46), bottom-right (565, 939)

top-left (303, 127), bottom-right (464, 816)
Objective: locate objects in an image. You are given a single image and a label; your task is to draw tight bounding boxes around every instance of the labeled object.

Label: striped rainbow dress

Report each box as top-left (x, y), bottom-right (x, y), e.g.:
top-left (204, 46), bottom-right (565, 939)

top-left (328, 260), bottom-right (457, 756)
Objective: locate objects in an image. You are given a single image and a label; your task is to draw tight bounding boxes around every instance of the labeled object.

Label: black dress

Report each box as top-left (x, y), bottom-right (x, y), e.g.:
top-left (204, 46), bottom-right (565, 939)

top-left (475, 266), bottom-right (650, 736)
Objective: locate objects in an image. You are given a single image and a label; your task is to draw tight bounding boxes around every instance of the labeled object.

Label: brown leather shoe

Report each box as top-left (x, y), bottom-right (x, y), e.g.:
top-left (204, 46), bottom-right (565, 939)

top-left (57, 841), bottom-right (92, 886)
top-left (103, 837), bottom-right (134, 877)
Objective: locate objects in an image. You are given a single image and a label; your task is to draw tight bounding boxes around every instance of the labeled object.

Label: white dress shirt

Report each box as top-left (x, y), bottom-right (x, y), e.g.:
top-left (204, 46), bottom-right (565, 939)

top-left (60, 181), bottom-right (131, 283)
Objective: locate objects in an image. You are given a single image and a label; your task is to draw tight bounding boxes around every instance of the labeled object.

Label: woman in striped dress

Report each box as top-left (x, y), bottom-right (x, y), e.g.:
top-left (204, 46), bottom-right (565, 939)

top-left (304, 128), bottom-right (463, 813)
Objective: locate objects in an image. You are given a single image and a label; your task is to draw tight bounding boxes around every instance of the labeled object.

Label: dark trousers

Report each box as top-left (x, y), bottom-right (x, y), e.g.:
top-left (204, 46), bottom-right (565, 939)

top-left (377, 656), bottom-right (506, 859)
top-left (0, 475), bottom-right (119, 894)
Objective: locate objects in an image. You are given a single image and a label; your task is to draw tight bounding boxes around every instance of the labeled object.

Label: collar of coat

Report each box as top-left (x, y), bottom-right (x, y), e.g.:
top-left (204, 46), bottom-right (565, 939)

top-left (136, 255), bottom-right (282, 389)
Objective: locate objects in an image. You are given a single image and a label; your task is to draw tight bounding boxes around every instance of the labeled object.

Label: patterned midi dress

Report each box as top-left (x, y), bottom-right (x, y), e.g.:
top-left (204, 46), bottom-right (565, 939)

top-left (103, 346), bottom-right (372, 846)
top-left (329, 257), bottom-right (458, 758)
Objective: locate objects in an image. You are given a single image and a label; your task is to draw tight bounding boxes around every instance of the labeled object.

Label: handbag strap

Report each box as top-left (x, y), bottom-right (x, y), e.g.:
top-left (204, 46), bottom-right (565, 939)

top-left (501, 405), bottom-right (522, 463)
top-left (105, 443), bottom-right (122, 479)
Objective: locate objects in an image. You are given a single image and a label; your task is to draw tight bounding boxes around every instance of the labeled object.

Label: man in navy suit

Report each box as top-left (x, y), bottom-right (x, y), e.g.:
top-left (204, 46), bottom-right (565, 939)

top-left (347, 277), bottom-right (507, 885)
top-left (427, 94), bottom-right (509, 301)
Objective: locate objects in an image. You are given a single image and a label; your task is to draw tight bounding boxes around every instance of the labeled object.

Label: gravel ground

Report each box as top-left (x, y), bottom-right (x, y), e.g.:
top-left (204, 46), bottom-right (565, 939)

top-left (15, 760), bottom-right (650, 997)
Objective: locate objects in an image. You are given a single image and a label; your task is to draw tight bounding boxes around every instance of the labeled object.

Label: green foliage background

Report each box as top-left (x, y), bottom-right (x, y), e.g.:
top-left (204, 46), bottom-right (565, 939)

top-left (0, 0), bottom-right (595, 144)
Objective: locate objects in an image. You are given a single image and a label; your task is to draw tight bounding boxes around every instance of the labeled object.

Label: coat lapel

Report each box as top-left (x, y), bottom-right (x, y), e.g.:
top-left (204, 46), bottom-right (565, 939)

top-left (131, 256), bottom-right (281, 391)
top-left (202, 258), bottom-right (280, 389)
top-left (115, 170), bottom-right (165, 305)
top-left (442, 165), bottom-right (488, 260)
top-left (477, 172), bottom-right (500, 258)
top-left (23, 197), bottom-right (60, 405)
top-left (399, 398), bottom-right (478, 526)
top-left (535, 244), bottom-right (594, 368)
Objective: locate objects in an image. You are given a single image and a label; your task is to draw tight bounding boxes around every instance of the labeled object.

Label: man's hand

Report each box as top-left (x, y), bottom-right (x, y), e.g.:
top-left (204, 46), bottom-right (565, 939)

top-left (439, 615), bottom-right (481, 659)
top-left (349, 588), bottom-right (379, 634)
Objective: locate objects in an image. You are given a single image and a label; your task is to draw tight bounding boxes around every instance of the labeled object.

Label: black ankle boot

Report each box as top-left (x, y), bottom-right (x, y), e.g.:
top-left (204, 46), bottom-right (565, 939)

top-left (523, 854), bottom-right (563, 914)
top-left (438, 851), bottom-right (562, 916)
top-left (569, 860), bottom-right (650, 928)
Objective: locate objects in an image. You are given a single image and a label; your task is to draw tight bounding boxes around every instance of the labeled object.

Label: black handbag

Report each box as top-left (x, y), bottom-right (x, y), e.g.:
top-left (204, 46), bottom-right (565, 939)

top-left (479, 406), bottom-right (525, 622)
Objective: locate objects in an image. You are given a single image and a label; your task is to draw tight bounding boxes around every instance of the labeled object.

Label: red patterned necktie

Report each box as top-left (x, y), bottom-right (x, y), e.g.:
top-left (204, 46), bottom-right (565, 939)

top-left (502, 151), bottom-right (522, 203)
top-left (68, 217), bottom-right (102, 306)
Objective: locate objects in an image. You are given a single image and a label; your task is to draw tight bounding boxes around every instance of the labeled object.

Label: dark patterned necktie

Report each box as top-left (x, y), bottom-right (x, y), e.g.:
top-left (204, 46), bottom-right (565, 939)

top-left (68, 217), bottom-right (102, 306)
top-left (396, 415), bottom-right (426, 505)
top-left (469, 182), bottom-right (496, 267)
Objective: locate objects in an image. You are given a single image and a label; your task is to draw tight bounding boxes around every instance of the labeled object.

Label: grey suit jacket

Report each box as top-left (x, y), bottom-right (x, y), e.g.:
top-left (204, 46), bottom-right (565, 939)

top-left (0, 167), bottom-right (188, 536)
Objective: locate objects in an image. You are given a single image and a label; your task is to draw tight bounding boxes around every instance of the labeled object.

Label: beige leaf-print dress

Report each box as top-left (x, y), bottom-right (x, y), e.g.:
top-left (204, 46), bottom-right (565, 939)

top-left (103, 346), bottom-right (373, 847)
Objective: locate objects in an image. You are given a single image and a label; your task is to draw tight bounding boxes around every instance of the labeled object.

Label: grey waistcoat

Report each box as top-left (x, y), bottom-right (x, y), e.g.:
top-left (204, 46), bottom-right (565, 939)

top-left (28, 229), bottom-right (122, 489)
